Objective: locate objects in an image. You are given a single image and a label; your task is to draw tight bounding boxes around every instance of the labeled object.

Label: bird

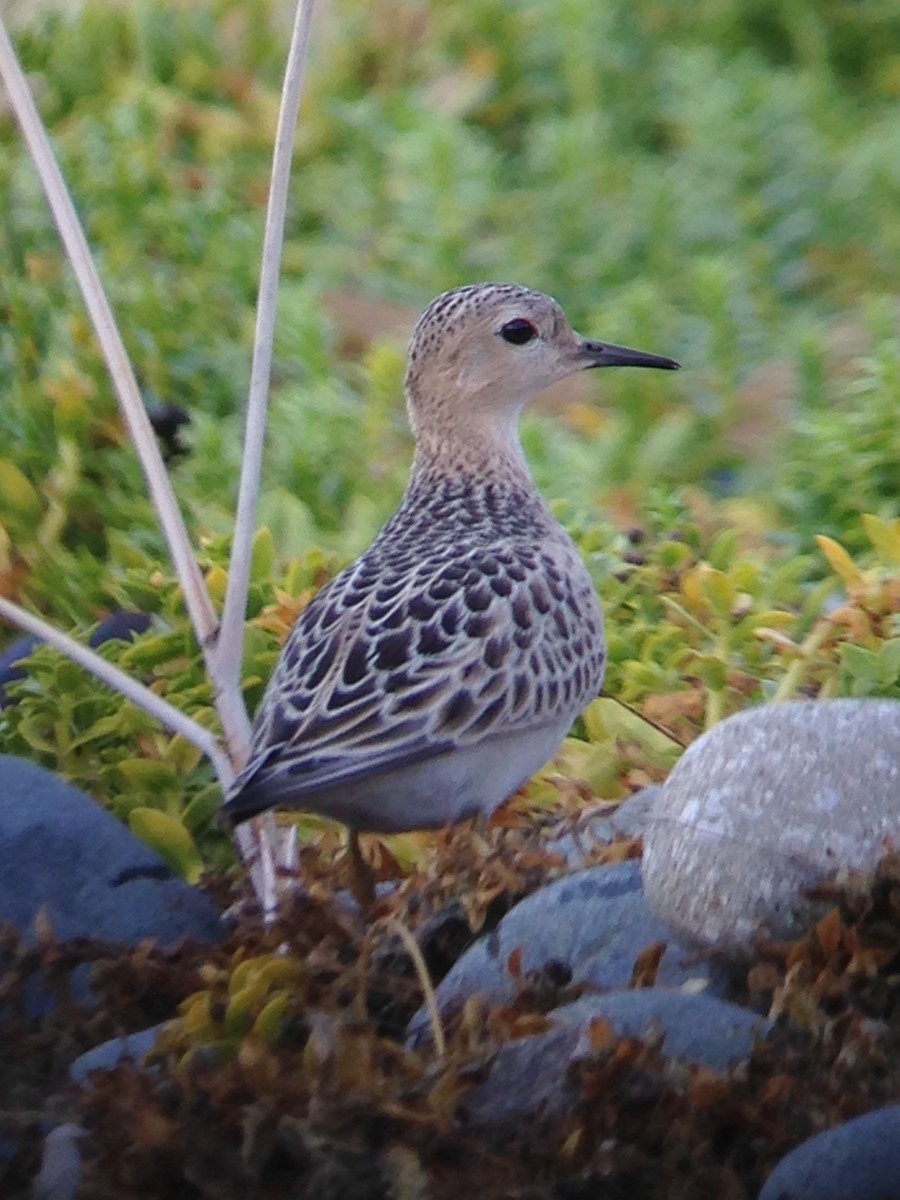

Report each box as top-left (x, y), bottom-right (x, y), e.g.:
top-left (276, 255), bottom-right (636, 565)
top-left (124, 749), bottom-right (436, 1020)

top-left (222, 282), bottom-right (678, 838)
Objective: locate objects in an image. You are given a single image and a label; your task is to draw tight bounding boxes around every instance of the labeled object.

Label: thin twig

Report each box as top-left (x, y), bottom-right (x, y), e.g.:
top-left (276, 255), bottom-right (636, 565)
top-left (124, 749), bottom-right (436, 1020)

top-left (604, 692), bottom-right (687, 748)
top-left (0, 12), bottom-right (310, 915)
top-left (0, 597), bottom-right (234, 789)
top-left (0, 18), bottom-right (220, 662)
top-left (772, 619), bottom-right (833, 702)
top-left (217, 0), bottom-right (317, 700)
top-left (383, 918), bottom-right (446, 1059)
top-left (356, 916), bottom-right (446, 1059)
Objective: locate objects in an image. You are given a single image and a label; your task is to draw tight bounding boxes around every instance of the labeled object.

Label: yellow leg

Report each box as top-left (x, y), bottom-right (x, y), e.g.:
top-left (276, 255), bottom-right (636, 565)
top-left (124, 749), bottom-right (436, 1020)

top-left (347, 830), bottom-right (376, 909)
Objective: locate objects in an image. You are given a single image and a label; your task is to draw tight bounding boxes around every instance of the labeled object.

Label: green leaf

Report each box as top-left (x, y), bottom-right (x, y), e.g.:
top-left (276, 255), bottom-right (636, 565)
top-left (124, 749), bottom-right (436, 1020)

top-left (876, 638), bottom-right (900, 689)
top-left (250, 525), bottom-right (276, 582)
top-left (129, 807), bottom-right (203, 882)
top-left (839, 643), bottom-right (880, 693)
top-left (0, 458), bottom-right (41, 518)
top-left (116, 758), bottom-right (180, 797)
top-left (582, 697), bottom-right (681, 766)
top-left (862, 514), bottom-right (900, 566)
top-left (700, 568), bottom-right (737, 621)
top-left (182, 783), bottom-right (224, 831)
top-left (685, 652), bottom-right (728, 692)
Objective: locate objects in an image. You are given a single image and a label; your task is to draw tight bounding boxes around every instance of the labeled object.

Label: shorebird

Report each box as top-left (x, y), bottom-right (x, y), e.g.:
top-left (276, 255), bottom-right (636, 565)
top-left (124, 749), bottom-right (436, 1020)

top-left (222, 283), bottom-right (678, 838)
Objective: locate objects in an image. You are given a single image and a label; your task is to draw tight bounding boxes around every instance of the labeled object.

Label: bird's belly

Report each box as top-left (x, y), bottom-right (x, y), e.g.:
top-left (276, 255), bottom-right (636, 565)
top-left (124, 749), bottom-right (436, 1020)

top-left (311, 719), bottom-right (572, 833)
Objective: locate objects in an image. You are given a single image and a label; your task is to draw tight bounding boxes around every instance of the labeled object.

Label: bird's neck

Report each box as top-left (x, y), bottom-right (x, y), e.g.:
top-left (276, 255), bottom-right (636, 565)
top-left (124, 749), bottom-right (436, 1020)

top-left (407, 381), bottom-right (535, 488)
top-left (410, 424), bottom-right (534, 493)
top-left (399, 421), bottom-right (556, 542)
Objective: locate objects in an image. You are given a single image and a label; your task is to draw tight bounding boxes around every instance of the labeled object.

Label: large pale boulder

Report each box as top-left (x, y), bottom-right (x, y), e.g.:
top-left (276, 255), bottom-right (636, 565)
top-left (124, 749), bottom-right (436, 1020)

top-left (642, 699), bottom-right (900, 956)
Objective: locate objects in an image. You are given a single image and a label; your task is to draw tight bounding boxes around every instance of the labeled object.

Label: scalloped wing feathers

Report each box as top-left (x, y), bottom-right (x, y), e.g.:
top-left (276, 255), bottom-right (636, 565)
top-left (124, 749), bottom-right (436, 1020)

top-left (223, 527), bottom-right (604, 821)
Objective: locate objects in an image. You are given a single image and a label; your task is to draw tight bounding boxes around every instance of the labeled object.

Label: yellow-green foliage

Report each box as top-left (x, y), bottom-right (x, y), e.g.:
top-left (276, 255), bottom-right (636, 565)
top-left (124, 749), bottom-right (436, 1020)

top-left (1, 0), bottom-right (898, 874)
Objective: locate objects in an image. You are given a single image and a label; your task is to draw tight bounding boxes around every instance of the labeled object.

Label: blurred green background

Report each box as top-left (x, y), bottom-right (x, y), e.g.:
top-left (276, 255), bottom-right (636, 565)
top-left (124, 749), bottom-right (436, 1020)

top-left (0, 0), bottom-right (898, 871)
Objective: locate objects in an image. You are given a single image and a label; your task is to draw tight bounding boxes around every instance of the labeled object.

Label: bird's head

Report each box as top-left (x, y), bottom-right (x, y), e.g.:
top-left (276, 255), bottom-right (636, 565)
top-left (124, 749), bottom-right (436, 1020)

top-left (404, 282), bottom-right (678, 448)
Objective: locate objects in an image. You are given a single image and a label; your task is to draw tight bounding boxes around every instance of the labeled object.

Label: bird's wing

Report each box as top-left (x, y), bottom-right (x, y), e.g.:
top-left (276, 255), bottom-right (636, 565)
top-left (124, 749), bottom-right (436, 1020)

top-left (222, 538), bottom-right (604, 819)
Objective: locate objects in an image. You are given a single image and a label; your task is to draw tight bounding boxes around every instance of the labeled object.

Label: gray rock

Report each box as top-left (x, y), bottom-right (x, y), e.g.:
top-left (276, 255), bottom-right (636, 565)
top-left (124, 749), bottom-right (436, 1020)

top-left (0, 756), bottom-right (221, 1177)
top-left (462, 1016), bottom-right (581, 1125)
top-left (0, 755), bottom-right (222, 947)
top-left (554, 989), bottom-right (768, 1072)
top-left (31, 1124), bottom-right (83, 1200)
top-left (408, 862), bottom-right (728, 1044)
top-left (543, 786), bottom-right (660, 867)
top-left (462, 990), bottom-right (770, 1124)
top-left (642, 699), bottom-right (900, 957)
top-left (0, 633), bottom-right (42, 709)
top-left (70, 1025), bottom-right (165, 1083)
top-left (0, 756), bottom-right (223, 1018)
top-left (759, 1105), bottom-right (900, 1200)
top-left (0, 612), bottom-right (150, 708)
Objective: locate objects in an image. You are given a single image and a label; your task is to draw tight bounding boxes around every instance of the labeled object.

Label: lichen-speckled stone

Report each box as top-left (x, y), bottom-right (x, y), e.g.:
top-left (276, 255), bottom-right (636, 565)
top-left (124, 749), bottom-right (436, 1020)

top-left (642, 699), bottom-right (900, 957)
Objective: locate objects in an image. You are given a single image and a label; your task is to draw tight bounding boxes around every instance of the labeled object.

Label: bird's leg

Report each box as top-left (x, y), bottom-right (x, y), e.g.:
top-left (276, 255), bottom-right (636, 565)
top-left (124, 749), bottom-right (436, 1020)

top-left (347, 829), bottom-right (376, 909)
top-left (472, 809), bottom-right (491, 841)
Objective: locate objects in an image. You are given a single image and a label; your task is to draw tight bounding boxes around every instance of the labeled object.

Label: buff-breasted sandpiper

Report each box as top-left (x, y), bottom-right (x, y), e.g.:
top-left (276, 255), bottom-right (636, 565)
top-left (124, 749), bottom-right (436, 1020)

top-left (222, 283), bottom-right (678, 834)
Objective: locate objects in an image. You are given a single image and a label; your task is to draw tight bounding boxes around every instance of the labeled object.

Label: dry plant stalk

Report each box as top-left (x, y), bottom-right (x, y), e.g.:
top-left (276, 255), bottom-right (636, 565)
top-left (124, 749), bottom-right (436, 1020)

top-left (0, 0), bottom-right (318, 912)
top-left (218, 0), bottom-right (318, 696)
top-left (0, 596), bottom-right (234, 787)
top-left (358, 917), bottom-right (447, 1059)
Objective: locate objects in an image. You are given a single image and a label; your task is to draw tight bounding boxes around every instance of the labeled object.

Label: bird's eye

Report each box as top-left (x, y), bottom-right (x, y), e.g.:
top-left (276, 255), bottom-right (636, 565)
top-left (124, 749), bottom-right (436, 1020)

top-left (499, 318), bottom-right (538, 345)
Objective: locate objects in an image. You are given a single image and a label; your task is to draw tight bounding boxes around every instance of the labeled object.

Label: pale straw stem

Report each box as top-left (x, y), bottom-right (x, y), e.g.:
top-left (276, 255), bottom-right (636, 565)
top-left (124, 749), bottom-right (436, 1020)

top-left (0, 597), bottom-right (234, 789)
top-left (217, 0), bottom-right (317, 704)
top-left (0, 18), bottom-right (253, 762)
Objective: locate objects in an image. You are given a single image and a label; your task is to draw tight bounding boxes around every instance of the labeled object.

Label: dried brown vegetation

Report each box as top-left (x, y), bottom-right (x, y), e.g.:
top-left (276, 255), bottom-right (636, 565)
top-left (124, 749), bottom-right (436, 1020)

top-left (3, 835), bottom-right (900, 1199)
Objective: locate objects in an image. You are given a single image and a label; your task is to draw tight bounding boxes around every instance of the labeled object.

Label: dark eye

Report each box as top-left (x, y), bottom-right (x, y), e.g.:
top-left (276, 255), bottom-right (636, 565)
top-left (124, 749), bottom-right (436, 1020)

top-left (499, 318), bottom-right (538, 345)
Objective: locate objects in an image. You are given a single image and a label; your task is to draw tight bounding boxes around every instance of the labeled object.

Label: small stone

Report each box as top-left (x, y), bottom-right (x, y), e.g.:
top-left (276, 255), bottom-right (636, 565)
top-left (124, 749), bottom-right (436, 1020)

top-left (642, 699), bottom-right (900, 957)
top-left (408, 862), bottom-right (728, 1045)
top-left (462, 990), bottom-right (770, 1124)
top-left (70, 1026), bottom-right (166, 1084)
top-left (0, 633), bottom-right (41, 708)
top-left (759, 1105), bottom-right (900, 1200)
top-left (543, 786), bottom-right (659, 867)
top-left (31, 1124), bottom-right (84, 1200)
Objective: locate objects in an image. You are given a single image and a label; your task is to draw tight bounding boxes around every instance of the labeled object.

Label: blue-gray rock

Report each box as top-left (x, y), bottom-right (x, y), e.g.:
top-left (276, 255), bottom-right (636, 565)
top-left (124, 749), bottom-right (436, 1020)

top-left (408, 863), bottom-right (729, 1045)
top-left (0, 632), bottom-right (42, 708)
top-left (643, 699), bottom-right (900, 957)
top-left (556, 989), bottom-right (768, 1072)
top-left (31, 1124), bottom-right (83, 1200)
top-left (0, 756), bottom-right (223, 1018)
top-left (70, 1024), bottom-right (166, 1084)
top-left (543, 787), bottom-right (660, 867)
top-left (0, 755), bottom-right (221, 947)
top-left (462, 989), bottom-right (770, 1124)
top-left (0, 611), bottom-right (150, 708)
top-left (759, 1105), bottom-right (900, 1200)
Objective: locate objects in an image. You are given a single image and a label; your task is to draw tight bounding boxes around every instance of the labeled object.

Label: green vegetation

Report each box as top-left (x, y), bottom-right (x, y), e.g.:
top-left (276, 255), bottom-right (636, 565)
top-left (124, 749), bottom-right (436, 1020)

top-left (0, 0), bottom-right (898, 872)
